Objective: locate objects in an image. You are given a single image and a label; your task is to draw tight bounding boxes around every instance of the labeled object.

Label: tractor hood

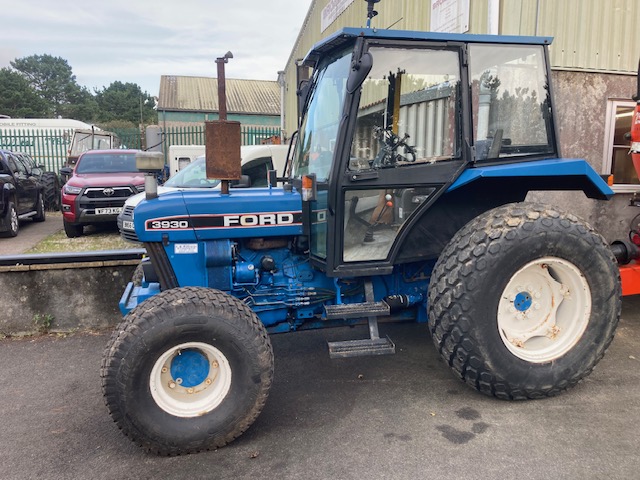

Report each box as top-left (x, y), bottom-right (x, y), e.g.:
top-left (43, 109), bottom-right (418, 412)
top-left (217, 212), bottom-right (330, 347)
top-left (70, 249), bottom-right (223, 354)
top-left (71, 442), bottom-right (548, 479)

top-left (132, 187), bottom-right (303, 243)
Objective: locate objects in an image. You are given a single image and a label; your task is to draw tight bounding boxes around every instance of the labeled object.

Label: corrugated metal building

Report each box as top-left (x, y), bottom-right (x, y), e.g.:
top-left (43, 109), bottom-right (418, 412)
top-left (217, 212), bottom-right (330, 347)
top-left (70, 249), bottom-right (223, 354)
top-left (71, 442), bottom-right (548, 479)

top-left (157, 75), bottom-right (281, 128)
top-left (281, 0), bottom-right (640, 242)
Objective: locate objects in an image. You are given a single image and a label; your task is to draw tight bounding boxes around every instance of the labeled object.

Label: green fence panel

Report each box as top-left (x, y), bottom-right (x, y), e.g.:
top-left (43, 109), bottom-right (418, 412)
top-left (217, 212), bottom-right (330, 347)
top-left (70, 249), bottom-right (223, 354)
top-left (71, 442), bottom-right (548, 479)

top-left (0, 128), bottom-right (73, 172)
top-left (0, 124), bottom-right (282, 173)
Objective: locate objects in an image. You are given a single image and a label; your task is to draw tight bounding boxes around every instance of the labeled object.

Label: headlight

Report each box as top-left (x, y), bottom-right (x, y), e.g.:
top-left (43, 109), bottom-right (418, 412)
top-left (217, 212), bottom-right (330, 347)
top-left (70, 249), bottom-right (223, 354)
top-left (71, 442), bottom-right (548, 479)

top-left (63, 184), bottom-right (82, 195)
top-left (135, 184), bottom-right (145, 193)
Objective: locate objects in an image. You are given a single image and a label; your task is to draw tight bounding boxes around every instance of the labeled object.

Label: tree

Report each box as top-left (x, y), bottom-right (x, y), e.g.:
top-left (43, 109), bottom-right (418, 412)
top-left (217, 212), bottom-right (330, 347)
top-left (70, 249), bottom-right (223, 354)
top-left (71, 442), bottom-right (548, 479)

top-left (10, 54), bottom-right (96, 122)
top-left (95, 81), bottom-right (156, 125)
top-left (0, 68), bottom-right (50, 117)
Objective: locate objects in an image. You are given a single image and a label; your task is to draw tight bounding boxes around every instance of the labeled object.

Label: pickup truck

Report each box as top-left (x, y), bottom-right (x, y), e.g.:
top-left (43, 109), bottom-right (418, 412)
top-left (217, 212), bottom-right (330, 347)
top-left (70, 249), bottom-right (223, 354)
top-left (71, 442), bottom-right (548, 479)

top-left (0, 149), bottom-right (46, 237)
top-left (60, 149), bottom-right (145, 237)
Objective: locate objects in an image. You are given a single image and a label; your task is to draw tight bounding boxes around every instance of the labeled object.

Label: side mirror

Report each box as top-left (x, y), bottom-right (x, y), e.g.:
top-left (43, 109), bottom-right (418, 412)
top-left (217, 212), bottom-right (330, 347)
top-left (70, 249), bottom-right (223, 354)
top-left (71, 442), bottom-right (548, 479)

top-left (297, 79), bottom-right (311, 121)
top-left (346, 52), bottom-right (373, 93)
top-left (59, 166), bottom-right (73, 183)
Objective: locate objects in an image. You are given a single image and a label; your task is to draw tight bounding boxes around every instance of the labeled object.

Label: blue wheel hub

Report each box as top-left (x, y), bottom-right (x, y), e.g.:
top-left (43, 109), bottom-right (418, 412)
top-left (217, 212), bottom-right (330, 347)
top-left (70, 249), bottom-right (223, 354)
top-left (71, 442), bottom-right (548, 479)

top-left (514, 292), bottom-right (533, 312)
top-left (170, 349), bottom-right (210, 388)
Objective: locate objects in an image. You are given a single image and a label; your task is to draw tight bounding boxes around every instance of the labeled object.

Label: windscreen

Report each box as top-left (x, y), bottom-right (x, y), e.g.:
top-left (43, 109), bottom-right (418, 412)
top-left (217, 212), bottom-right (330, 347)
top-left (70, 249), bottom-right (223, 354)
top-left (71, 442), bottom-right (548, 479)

top-left (290, 48), bottom-right (352, 182)
top-left (164, 157), bottom-right (221, 188)
top-left (75, 153), bottom-right (137, 174)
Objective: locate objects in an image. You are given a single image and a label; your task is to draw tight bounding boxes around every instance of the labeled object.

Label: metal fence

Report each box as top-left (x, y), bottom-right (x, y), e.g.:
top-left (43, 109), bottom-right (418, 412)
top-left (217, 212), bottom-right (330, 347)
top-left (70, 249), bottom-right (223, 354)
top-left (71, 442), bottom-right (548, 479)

top-left (0, 128), bottom-right (72, 172)
top-left (0, 125), bottom-right (282, 173)
top-left (162, 125), bottom-right (281, 148)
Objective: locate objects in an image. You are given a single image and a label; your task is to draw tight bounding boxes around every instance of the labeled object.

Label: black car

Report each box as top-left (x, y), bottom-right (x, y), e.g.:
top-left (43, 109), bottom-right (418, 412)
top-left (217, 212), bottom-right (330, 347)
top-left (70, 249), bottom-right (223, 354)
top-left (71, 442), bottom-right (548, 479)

top-left (0, 149), bottom-right (46, 237)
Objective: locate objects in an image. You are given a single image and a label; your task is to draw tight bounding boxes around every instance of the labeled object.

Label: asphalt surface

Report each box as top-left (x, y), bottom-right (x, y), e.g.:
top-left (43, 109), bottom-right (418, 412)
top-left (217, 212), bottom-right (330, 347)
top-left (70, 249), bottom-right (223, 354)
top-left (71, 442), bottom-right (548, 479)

top-left (0, 211), bottom-right (63, 255)
top-left (2, 297), bottom-right (640, 480)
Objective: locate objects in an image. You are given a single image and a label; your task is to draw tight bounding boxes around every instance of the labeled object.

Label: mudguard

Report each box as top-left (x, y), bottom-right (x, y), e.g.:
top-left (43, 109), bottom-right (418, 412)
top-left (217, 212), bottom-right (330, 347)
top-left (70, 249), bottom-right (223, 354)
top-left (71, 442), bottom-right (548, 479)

top-left (447, 158), bottom-right (613, 200)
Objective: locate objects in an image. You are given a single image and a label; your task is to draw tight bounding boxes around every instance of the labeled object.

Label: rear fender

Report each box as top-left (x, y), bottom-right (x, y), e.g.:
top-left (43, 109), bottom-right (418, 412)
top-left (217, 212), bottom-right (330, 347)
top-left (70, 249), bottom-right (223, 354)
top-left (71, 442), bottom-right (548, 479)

top-left (447, 158), bottom-right (613, 200)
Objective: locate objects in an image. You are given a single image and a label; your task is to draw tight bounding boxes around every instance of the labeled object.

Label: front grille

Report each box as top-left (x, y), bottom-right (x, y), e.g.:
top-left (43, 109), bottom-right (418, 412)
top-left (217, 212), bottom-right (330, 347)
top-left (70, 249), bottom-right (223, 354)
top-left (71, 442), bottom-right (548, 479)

top-left (118, 205), bottom-right (139, 243)
top-left (78, 186), bottom-right (136, 211)
top-left (84, 186), bottom-right (134, 199)
top-left (79, 198), bottom-right (126, 209)
top-left (120, 228), bottom-right (140, 243)
top-left (145, 242), bottom-right (178, 290)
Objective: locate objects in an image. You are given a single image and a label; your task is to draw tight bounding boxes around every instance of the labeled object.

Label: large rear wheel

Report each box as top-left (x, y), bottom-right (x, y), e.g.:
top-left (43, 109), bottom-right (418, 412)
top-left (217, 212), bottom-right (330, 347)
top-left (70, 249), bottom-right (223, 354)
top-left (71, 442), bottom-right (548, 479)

top-left (101, 287), bottom-right (274, 455)
top-left (41, 172), bottom-right (61, 211)
top-left (428, 202), bottom-right (621, 399)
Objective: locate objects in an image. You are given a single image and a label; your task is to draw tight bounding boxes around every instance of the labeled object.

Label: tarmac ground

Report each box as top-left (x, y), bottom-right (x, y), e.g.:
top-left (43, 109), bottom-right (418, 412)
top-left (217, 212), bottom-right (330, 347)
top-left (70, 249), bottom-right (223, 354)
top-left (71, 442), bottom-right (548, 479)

top-left (0, 211), bottom-right (64, 256)
top-left (1, 296), bottom-right (640, 480)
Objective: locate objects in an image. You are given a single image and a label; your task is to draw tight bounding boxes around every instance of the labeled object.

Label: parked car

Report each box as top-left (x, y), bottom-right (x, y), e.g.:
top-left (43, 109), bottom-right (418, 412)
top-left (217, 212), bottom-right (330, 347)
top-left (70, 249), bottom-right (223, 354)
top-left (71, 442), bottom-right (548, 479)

top-left (61, 149), bottom-right (145, 238)
top-left (0, 149), bottom-right (46, 237)
top-left (117, 145), bottom-right (288, 243)
top-left (13, 152), bottom-right (61, 211)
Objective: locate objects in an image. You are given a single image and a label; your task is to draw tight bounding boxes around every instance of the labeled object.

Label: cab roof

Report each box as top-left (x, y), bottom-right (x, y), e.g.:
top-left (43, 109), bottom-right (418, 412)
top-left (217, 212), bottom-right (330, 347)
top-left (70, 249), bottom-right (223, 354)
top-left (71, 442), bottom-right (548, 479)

top-left (304, 27), bottom-right (553, 65)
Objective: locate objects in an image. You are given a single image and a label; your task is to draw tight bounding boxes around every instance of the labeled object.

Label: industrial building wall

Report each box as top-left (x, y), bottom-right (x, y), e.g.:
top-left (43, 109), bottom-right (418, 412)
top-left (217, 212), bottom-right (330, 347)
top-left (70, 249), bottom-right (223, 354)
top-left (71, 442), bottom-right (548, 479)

top-left (283, 0), bottom-right (640, 137)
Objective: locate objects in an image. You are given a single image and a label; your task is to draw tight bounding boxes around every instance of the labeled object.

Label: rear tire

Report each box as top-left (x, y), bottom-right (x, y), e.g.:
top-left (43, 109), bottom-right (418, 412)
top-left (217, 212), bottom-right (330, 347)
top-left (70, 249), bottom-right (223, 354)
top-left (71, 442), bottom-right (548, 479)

top-left (41, 172), bottom-right (61, 211)
top-left (101, 287), bottom-right (274, 455)
top-left (63, 220), bottom-right (83, 238)
top-left (428, 202), bottom-right (621, 399)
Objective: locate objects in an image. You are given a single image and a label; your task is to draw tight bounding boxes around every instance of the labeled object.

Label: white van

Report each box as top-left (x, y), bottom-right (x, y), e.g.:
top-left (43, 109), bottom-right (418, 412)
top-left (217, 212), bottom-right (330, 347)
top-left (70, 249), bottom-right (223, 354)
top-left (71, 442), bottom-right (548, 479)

top-left (167, 144), bottom-right (288, 179)
top-left (168, 145), bottom-right (206, 176)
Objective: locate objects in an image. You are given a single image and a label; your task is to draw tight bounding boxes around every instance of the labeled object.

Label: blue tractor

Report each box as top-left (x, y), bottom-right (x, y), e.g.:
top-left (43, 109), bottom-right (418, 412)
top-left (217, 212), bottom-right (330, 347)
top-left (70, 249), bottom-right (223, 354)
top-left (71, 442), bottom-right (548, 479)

top-left (102, 3), bottom-right (621, 455)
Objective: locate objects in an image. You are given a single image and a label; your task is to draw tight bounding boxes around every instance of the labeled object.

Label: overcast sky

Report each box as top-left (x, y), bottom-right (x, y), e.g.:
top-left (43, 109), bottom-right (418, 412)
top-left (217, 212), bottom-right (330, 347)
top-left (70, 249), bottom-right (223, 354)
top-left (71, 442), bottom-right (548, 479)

top-left (0, 0), bottom-right (312, 96)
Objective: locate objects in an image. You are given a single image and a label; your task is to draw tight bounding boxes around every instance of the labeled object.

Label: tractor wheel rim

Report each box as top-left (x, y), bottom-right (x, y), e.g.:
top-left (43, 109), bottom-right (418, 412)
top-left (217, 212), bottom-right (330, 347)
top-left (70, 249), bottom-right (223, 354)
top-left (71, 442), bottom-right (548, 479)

top-left (150, 342), bottom-right (232, 417)
top-left (497, 257), bottom-right (591, 363)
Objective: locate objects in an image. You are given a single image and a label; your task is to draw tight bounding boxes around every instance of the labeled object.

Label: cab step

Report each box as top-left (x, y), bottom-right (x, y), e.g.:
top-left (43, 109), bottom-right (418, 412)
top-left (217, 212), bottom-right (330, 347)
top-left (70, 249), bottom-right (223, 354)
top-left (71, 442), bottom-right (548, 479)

top-left (328, 336), bottom-right (395, 358)
top-left (324, 300), bottom-right (390, 319)
top-left (326, 280), bottom-right (395, 359)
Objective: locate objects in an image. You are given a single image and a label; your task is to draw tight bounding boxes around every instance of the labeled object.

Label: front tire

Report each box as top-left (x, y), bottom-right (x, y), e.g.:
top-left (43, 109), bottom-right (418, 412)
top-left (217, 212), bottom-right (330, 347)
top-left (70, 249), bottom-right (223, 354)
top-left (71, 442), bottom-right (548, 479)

top-left (101, 287), bottom-right (274, 455)
top-left (41, 172), bottom-right (61, 211)
top-left (63, 220), bottom-right (83, 238)
top-left (2, 202), bottom-right (19, 237)
top-left (428, 202), bottom-right (621, 399)
top-left (33, 193), bottom-right (46, 222)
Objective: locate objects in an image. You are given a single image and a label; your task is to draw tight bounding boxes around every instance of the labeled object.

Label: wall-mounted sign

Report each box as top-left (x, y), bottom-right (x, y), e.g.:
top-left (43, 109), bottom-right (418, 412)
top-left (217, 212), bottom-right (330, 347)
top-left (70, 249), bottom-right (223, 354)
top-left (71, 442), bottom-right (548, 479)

top-left (321, 0), bottom-right (355, 32)
top-left (431, 0), bottom-right (470, 33)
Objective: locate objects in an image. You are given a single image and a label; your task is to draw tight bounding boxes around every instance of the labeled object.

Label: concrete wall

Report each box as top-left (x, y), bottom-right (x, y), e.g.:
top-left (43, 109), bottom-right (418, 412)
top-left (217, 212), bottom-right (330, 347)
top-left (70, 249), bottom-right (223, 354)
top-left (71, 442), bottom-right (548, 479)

top-left (527, 70), bottom-right (637, 243)
top-left (0, 261), bottom-right (137, 336)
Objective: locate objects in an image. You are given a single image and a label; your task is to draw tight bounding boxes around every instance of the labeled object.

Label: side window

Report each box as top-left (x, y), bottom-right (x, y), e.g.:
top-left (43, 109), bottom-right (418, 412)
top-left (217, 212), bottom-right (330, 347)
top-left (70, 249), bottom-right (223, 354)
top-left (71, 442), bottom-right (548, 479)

top-left (16, 155), bottom-right (33, 174)
top-left (350, 47), bottom-right (460, 171)
top-left (603, 100), bottom-right (637, 192)
top-left (242, 157), bottom-right (273, 187)
top-left (469, 44), bottom-right (555, 160)
top-left (7, 155), bottom-right (26, 175)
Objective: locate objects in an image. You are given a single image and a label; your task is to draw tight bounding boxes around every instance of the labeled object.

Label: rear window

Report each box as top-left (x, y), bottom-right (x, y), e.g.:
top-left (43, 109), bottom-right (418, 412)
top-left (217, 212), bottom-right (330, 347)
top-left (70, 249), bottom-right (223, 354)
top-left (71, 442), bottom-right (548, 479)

top-left (76, 153), bottom-right (138, 174)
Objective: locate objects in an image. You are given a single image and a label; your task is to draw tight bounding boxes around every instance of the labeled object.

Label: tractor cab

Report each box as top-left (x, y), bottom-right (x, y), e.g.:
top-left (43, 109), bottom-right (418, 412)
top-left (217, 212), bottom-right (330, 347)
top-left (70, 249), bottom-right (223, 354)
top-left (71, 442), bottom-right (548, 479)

top-left (290, 29), bottom-right (559, 276)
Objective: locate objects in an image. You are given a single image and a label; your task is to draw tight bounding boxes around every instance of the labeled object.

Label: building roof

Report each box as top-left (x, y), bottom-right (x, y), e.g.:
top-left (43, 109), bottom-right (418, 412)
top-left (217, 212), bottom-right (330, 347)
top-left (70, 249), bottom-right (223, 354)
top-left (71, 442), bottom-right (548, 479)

top-left (157, 76), bottom-right (281, 116)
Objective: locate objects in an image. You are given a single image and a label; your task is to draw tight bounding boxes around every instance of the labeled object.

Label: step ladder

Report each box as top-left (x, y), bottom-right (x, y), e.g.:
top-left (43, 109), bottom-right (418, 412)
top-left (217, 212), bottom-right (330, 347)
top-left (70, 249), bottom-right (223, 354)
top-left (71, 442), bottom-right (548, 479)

top-left (325, 281), bottom-right (395, 359)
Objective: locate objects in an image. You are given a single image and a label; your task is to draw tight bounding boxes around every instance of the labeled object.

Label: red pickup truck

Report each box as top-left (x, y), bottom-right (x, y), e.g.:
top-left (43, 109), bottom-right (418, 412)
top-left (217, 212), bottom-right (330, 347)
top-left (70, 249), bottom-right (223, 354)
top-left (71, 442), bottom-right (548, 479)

top-left (60, 149), bottom-right (145, 238)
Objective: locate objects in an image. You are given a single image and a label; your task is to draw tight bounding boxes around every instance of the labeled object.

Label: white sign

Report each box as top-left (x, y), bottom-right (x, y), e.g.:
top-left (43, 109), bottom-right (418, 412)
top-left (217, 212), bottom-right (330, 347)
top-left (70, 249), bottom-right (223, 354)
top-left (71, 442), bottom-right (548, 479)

top-left (321, 0), bottom-right (355, 32)
top-left (174, 244), bottom-right (198, 254)
top-left (431, 0), bottom-right (470, 33)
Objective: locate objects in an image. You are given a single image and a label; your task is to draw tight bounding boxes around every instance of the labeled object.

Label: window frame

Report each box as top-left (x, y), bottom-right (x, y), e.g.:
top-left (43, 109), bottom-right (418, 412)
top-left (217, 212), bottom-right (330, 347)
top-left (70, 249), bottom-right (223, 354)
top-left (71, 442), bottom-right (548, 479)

top-left (603, 98), bottom-right (638, 193)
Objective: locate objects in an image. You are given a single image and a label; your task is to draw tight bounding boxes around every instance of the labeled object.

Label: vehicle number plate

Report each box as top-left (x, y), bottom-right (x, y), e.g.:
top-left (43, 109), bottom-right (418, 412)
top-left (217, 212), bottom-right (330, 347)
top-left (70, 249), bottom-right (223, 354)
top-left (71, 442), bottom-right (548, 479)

top-left (96, 207), bottom-right (123, 215)
top-left (123, 220), bottom-right (134, 230)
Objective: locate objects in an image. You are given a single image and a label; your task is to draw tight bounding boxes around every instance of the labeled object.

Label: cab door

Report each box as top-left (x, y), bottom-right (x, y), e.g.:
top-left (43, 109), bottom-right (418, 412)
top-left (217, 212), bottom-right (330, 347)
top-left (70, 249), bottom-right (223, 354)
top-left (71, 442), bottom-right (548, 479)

top-left (7, 153), bottom-right (38, 214)
top-left (325, 43), bottom-right (468, 276)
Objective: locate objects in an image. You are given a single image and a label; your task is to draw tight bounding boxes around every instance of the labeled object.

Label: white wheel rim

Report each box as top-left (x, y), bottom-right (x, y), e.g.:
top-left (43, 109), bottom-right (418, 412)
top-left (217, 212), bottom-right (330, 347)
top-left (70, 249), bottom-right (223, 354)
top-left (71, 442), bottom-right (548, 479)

top-left (150, 342), bottom-right (232, 417)
top-left (497, 257), bottom-right (591, 363)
